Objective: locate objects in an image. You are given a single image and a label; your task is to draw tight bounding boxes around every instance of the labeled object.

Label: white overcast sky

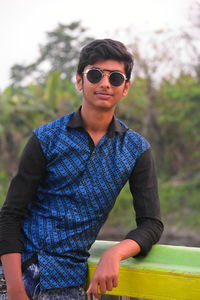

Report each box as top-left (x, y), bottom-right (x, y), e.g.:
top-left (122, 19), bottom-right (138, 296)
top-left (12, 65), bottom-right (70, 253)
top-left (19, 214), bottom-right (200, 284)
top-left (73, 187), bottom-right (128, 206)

top-left (0, 0), bottom-right (195, 90)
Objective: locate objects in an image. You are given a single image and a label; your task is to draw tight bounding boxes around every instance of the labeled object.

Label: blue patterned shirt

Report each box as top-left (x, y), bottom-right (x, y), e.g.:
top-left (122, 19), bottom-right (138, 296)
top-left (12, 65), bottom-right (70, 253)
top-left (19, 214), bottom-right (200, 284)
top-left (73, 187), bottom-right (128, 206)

top-left (0, 109), bottom-right (163, 290)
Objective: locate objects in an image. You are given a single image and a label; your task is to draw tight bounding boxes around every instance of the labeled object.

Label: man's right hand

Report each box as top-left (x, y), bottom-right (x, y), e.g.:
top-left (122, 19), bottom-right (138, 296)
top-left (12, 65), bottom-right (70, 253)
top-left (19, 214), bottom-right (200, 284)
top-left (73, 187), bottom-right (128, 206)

top-left (8, 290), bottom-right (30, 300)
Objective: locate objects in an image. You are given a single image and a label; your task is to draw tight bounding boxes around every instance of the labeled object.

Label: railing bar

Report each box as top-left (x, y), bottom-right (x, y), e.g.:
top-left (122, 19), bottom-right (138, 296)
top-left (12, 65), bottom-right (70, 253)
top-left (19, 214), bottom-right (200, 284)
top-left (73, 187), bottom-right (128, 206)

top-left (86, 294), bottom-right (132, 299)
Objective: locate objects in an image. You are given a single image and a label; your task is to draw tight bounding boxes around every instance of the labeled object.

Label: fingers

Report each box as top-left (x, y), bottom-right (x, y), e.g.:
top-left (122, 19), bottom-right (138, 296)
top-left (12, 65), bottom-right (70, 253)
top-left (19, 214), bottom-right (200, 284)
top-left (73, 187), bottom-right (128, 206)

top-left (87, 275), bottom-right (119, 299)
top-left (99, 279), bottom-right (107, 294)
top-left (112, 275), bottom-right (118, 288)
top-left (87, 281), bottom-right (100, 299)
top-left (105, 277), bottom-right (113, 292)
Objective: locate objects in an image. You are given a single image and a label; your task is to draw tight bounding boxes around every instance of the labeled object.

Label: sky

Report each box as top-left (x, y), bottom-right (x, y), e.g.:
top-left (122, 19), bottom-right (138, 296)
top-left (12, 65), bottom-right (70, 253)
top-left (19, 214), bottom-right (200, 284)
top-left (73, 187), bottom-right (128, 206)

top-left (0, 0), bottom-right (195, 90)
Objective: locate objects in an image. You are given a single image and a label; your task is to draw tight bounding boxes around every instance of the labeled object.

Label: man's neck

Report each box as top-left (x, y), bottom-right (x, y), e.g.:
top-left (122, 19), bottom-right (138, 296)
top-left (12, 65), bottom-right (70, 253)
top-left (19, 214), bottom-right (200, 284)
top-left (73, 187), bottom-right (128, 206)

top-left (80, 105), bottom-right (115, 146)
top-left (81, 105), bottom-right (114, 134)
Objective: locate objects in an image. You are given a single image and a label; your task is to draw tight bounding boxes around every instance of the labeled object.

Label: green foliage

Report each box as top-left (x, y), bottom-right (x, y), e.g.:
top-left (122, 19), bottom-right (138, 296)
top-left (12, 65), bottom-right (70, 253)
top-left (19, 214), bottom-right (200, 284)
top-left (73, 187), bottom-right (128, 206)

top-left (0, 71), bottom-right (81, 192)
top-left (117, 78), bottom-right (149, 132)
top-left (107, 184), bottom-right (136, 230)
top-left (159, 174), bottom-right (200, 228)
top-left (0, 171), bottom-right (8, 206)
top-left (104, 174), bottom-right (200, 231)
top-left (157, 74), bottom-right (200, 175)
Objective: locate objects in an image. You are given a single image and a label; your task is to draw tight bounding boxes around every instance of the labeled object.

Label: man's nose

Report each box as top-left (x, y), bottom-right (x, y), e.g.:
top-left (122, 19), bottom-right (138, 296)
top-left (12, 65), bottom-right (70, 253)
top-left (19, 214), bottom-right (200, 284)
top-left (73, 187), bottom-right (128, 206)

top-left (99, 73), bottom-right (111, 87)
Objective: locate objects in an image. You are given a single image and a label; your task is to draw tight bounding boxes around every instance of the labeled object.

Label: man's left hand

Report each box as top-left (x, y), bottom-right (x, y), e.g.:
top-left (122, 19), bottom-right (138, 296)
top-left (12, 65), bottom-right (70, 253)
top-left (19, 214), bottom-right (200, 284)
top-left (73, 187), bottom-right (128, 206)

top-left (86, 239), bottom-right (141, 299)
top-left (86, 247), bottom-right (120, 299)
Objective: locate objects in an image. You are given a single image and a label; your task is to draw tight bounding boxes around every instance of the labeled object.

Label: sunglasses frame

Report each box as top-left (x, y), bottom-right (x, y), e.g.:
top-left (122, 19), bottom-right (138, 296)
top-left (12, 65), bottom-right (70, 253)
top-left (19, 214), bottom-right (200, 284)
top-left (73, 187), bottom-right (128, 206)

top-left (82, 68), bottom-right (127, 86)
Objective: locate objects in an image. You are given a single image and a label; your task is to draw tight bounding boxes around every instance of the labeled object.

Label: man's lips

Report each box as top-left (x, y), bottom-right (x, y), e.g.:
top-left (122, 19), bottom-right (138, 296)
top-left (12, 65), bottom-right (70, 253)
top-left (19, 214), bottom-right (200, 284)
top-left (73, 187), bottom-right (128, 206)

top-left (94, 91), bottom-right (113, 98)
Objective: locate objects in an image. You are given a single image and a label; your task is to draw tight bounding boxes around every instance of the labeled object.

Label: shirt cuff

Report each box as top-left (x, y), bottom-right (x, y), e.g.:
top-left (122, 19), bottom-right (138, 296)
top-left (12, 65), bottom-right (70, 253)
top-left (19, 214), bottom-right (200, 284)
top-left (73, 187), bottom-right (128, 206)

top-left (0, 240), bottom-right (24, 257)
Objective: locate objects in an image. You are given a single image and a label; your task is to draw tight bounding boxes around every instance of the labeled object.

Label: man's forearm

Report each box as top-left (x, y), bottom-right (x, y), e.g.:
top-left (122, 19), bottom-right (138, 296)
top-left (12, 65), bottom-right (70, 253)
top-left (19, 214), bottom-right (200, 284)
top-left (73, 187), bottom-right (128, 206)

top-left (1, 253), bottom-right (27, 296)
top-left (106, 239), bottom-right (141, 260)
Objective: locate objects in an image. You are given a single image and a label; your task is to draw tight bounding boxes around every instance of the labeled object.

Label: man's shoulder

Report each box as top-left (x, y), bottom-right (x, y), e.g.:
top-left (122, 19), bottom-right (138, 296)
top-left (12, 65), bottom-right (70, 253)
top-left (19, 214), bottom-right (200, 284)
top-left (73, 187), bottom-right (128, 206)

top-left (127, 128), bottom-right (147, 141)
top-left (118, 119), bottom-right (147, 140)
top-left (118, 120), bottom-right (151, 154)
top-left (33, 112), bottom-right (74, 136)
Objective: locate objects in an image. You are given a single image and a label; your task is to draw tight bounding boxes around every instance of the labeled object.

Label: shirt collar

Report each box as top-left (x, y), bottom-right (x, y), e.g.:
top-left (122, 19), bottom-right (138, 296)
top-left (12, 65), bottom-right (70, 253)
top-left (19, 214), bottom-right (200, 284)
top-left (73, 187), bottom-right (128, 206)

top-left (67, 107), bottom-right (128, 137)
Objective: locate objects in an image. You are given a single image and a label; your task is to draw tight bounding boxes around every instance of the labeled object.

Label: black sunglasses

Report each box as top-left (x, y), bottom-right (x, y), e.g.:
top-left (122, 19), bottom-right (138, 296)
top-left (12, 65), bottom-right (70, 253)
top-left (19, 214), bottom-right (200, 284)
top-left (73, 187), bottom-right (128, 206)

top-left (82, 68), bottom-right (127, 87)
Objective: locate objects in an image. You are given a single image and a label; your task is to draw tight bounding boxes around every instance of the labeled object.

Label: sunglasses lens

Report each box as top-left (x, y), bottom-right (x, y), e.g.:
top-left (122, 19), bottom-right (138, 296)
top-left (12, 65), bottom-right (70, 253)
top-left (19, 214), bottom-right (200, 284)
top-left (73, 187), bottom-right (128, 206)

top-left (87, 69), bottom-right (102, 83)
top-left (85, 69), bottom-right (126, 86)
top-left (110, 72), bottom-right (125, 86)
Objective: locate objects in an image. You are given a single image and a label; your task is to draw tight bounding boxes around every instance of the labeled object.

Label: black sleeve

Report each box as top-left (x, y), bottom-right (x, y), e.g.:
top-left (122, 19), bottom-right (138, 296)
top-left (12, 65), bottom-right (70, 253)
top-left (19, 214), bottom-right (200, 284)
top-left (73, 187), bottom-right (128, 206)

top-left (125, 148), bottom-right (164, 256)
top-left (0, 133), bottom-right (46, 256)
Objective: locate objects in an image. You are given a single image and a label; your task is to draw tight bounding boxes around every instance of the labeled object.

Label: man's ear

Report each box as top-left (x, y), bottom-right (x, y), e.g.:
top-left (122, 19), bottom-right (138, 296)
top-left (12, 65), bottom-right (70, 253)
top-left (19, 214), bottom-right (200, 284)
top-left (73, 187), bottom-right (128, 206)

top-left (122, 80), bottom-right (131, 97)
top-left (76, 73), bottom-right (83, 91)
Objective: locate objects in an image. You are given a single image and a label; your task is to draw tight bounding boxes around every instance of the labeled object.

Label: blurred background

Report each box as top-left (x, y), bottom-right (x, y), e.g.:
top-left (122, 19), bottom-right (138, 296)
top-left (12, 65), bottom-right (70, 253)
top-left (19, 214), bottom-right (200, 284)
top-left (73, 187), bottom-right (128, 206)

top-left (0, 0), bottom-right (200, 246)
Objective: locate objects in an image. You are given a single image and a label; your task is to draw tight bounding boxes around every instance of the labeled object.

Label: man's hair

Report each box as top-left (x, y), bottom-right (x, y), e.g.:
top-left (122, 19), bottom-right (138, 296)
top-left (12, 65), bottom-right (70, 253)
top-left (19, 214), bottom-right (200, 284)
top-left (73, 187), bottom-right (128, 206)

top-left (77, 39), bottom-right (134, 81)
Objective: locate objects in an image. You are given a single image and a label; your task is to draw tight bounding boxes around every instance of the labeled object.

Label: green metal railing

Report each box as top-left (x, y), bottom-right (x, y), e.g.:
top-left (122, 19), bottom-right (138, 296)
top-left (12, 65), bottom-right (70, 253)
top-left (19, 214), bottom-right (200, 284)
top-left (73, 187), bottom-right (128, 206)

top-left (87, 240), bottom-right (200, 300)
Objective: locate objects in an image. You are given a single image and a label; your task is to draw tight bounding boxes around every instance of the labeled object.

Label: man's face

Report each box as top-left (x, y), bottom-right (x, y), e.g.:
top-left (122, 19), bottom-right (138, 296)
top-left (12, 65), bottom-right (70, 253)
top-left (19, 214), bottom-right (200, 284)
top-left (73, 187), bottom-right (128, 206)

top-left (76, 59), bottom-right (130, 111)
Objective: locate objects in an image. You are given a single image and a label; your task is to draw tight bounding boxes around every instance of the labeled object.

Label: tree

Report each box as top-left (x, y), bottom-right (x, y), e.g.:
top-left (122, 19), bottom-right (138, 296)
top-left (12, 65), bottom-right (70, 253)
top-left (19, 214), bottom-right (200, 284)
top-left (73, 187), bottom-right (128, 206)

top-left (10, 21), bottom-right (93, 87)
top-left (122, 34), bottom-right (173, 166)
top-left (159, 74), bottom-right (200, 175)
top-left (182, 0), bottom-right (200, 82)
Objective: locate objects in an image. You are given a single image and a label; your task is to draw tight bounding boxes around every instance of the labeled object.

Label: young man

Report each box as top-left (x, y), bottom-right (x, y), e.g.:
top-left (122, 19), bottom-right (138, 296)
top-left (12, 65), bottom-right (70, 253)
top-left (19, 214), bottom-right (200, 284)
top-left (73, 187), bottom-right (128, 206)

top-left (0, 39), bottom-right (164, 300)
